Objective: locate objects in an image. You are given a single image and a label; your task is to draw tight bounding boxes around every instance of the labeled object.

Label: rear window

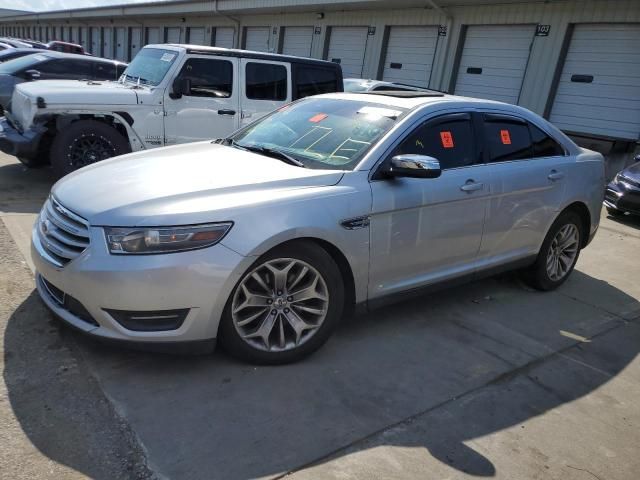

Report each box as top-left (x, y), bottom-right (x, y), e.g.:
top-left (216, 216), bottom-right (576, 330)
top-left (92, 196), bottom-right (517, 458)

top-left (484, 116), bottom-right (532, 162)
top-left (245, 62), bottom-right (287, 101)
top-left (294, 65), bottom-right (339, 99)
top-left (529, 123), bottom-right (565, 158)
top-left (93, 62), bottom-right (117, 80)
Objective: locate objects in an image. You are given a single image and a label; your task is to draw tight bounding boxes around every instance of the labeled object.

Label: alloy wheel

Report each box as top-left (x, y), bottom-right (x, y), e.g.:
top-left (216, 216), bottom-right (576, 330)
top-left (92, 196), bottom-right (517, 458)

top-left (67, 133), bottom-right (116, 168)
top-left (231, 258), bottom-right (329, 352)
top-left (546, 223), bottom-right (579, 281)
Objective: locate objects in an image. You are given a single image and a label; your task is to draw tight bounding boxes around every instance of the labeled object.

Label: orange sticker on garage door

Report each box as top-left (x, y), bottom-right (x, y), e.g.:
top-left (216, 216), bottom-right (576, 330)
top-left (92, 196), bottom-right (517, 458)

top-left (500, 129), bottom-right (512, 145)
top-left (440, 131), bottom-right (454, 148)
top-left (309, 113), bottom-right (328, 123)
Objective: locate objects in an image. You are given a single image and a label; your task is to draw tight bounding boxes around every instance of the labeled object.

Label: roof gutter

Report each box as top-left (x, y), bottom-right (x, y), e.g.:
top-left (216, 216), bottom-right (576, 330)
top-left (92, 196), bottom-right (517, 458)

top-left (213, 0), bottom-right (241, 48)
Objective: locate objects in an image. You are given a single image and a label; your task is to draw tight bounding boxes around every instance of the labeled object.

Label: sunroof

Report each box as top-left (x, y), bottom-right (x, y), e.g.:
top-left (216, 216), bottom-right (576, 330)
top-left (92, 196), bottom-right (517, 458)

top-left (365, 90), bottom-right (445, 98)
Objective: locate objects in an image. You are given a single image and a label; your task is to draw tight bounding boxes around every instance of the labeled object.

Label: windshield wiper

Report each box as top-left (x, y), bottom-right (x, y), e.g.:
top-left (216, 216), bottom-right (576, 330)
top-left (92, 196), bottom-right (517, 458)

top-left (225, 140), bottom-right (306, 168)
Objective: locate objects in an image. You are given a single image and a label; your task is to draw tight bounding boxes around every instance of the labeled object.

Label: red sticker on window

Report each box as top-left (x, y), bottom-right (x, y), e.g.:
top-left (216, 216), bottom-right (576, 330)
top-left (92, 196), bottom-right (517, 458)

top-left (309, 113), bottom-right (328, 123)
top-left (440, 131), bottom-right (454, 148)
top-left (500, 129), bottom-right (511, 145)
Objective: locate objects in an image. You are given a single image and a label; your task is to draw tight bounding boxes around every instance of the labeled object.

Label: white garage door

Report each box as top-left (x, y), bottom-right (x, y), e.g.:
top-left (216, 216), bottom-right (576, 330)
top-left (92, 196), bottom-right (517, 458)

top-left (146, 27), bottom-right (160, 45)
top-left (189, 27), bottom-right (206, 45)
top-left (215, 27), bottom-right (235, 48)
top-left (282, 26), bottom-right (314, 57)
top-left (454, 25), bottom-right (534, 104)
top-left (326, 26), bottom-right (369, 78)
top-left (382, 26), bottom-right (438, 87)
top-left (166, 27), bottom-right (181, 43)
top-left (115, 27), bottom-right (126, 61)
top-left (130, 27), bottom-right (142, 60)
top-left (90, 27), bottom-right (101, 55)
top-left (550, 24), bottom-right (640, 140)
top-left (245, 27), bottom-right (270, 52)
top-left (103, 27), bottom-right (113, 58)
top-left (80, 27), bottom-right (88, 49)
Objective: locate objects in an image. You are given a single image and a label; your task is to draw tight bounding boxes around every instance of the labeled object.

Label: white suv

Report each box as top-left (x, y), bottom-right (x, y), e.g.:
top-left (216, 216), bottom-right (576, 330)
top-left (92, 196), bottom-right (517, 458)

top-left (0, 44), bottom-right (343, 176)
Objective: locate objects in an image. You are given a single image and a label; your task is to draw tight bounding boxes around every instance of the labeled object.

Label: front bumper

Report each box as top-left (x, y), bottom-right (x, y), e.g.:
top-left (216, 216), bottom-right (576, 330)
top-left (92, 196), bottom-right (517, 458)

top-left (604, 180), bottom-right (640, 215)
top-left (32, 224), bottom-right (255, 347)
top-left (0, 115), bottom-right (46, 159)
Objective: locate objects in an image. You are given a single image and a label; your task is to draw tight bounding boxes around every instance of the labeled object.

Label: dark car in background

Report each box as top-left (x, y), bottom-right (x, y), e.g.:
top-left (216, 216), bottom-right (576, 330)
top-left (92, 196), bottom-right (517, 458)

top-left (0, 37), bottom-right (33, 49)
top-left (0, 48), bottom-right (38, 63)
top-left (0, 51), bottom-right (127, 112)
top-left (605, 155), bottom-right (640, 217)
top-left (46, 41), bottom-right (86, 55)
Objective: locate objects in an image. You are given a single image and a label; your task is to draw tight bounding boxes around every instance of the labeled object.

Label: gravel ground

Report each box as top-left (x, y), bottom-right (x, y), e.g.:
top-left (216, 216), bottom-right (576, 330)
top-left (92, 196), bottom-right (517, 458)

top-left (0, 221), bottom-right (155, 479)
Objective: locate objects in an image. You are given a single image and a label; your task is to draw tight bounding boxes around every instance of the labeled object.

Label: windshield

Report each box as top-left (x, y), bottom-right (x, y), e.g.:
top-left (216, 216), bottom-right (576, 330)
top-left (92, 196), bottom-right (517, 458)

top-left (121, 48), bottom-right (178, 86)
top-left (230, 97), bottom-right (405, 170)
top-left (0, 53), bottom-right (49, 74)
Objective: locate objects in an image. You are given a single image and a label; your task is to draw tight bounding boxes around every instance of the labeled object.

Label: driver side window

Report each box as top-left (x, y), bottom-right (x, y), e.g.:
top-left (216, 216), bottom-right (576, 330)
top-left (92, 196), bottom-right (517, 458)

top-left (394, 114), bottom-right (476, 170)
top-left (177, 58), bottom-right (233, 98)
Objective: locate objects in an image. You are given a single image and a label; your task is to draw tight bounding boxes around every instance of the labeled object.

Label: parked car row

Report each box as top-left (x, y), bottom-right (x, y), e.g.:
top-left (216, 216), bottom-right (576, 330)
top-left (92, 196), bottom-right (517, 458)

top-left (0, 36), bottom-right (87, 54)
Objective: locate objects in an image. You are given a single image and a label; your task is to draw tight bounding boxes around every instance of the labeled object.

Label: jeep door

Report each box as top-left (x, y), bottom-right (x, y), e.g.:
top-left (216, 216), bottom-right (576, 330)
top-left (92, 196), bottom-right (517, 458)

top-left (163, 55), bottom-right (240, 144)
top-left (239, 58), bottom-right (291, 127)
top-left (368, 112), bottom-right (490, 300)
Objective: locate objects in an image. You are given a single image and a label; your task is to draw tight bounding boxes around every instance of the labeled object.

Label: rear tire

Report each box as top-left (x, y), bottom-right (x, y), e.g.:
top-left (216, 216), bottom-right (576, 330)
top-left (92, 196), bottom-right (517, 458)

top-left (219, 242), bottom-right (344, 364)
top-left (50, 120), bottom-right (130, 177)
top-left (523, 211), bottom-right (583, 291)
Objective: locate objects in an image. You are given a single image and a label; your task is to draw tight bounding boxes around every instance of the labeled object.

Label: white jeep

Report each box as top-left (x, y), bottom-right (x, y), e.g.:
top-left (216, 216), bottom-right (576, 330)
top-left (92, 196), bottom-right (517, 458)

top-left (0, 44), bottom-right (343, 176)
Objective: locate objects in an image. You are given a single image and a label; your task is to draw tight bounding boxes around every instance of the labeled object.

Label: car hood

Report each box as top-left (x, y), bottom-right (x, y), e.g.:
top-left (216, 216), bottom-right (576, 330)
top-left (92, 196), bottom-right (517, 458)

top-left (52, 142), bottom-right (345, 226)
top-left (15, 79), bottom-right (138, 106)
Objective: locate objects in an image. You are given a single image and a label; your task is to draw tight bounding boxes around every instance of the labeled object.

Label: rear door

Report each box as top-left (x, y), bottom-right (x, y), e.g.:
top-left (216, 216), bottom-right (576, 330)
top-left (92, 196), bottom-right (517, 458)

top-left (240, 58), bottom-right (291, 127)
top-left (478, 113), bottom-right (570, 265)
top-left (369, 112), bottom-right (490, 299)
top-left (164, 55), bottom-right (240, 144)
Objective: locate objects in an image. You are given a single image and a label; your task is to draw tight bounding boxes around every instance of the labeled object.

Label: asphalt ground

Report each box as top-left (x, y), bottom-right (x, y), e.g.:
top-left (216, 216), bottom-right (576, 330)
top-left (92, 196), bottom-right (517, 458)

top-left (1, 153), bottom-right (639, 480)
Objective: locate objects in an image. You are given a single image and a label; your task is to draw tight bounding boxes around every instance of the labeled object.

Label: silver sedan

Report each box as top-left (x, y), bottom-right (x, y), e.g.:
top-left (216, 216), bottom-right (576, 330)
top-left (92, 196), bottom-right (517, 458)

top-left (31, 91), bottom-right (605, 363)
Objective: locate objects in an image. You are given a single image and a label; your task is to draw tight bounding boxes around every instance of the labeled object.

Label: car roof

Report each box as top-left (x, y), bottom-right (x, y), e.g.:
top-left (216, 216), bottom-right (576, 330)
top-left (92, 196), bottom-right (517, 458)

top-left (313, 91), bottom-right (543, 116)
top-left (31, 50), bottom-right (127, 65)
top-left (0, 47), bottom-right (36, 55)
top-left (148, 43), bottom-right (340, 68)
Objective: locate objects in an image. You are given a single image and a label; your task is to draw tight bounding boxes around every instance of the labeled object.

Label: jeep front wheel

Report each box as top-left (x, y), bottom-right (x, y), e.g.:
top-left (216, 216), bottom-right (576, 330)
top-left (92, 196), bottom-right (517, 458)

top-left (50, 120), bottom-right (130, 177)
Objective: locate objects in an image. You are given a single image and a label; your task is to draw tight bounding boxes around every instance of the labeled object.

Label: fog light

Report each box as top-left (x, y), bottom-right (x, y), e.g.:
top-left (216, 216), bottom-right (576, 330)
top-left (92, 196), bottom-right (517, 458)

top-left (104, 308), bottom-right (189, 332)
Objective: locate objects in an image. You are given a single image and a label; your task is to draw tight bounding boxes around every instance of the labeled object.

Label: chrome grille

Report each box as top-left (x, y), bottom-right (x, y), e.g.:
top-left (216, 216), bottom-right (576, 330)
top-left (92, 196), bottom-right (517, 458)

top-left (37, 197), bottom-right (90, 266)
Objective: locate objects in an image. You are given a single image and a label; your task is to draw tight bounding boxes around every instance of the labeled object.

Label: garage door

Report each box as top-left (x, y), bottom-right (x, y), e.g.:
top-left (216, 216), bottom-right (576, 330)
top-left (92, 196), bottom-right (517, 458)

top-left (381, 26), bottom-right (438, 87)
top-left (281, 26), bottom-right (314, 57)
top-left (166, 27), bottom-right (181, 43)
top-left (550, 24), bottom-right (640, 140)
top-left (244, 26), bottom-right (270, 52)
top-left (215, 27), bottom-right (235, 48)
top-left (146, 27), bottom-right (160, 45)
top-left (130, 27), bottom-right (142, 60)
top-left (103, 27), bottom-right (113, 58)
top-left (454, 25), bottom-right (534, 104)
top-left (115, 27), bottom-right (126, 61)
top-left (189, 27), bottom-right (206, 45)
top-left (90, 27), bottom-right (101, 55)
top-left (80, 27), bottom-right (88, 49)
top-left (326, 26), bottom-right (369, 78)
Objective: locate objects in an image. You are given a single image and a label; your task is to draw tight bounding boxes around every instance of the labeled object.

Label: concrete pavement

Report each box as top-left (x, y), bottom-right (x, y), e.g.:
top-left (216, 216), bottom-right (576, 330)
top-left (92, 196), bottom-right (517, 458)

top-left (1, 152), bottom-right (639, 479)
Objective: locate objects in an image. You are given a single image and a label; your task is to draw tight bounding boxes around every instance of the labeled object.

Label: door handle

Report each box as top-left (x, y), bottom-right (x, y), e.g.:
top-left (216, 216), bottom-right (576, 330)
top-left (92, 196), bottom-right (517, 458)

top-left (217, 109), bottom-right (236, 116)
top-left (548, 170), bottom-right (565, 181)
top-left (460, 180), bottom-right (484, 192)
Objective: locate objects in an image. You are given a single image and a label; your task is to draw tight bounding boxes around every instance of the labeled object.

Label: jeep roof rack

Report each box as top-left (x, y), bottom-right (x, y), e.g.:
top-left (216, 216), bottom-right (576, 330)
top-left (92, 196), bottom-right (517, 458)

top-left (364, 90), bottom-right (446, 98)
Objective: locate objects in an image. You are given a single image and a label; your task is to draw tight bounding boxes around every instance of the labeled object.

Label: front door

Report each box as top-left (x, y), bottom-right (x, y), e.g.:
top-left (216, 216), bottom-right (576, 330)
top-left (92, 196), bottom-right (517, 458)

top-left (164, 55), bottom-right (239, 145)
top-left (369, 113), bottom-right (490, 299)
top-left (239, 58), bottom-right (291, 128)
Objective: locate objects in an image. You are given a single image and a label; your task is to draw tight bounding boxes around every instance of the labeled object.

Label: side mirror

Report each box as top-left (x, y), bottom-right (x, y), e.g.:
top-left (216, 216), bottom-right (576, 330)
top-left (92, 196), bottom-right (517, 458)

top-left (634, 154), bottom-right (640, 163)
top-left (25, 69), bottom-right (41, 80)
top-left (385, 154), bottom-right (441, 179)
top-left (170, 77), bottom-right (191, 99)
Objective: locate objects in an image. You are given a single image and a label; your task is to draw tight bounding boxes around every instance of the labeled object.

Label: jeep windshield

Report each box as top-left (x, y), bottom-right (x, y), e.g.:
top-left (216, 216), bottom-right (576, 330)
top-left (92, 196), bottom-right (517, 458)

top-left (228, 97), bottom-right (406, 171)
top-left (121, 48), bottom-right (178, 86)
top-left (0, 53), bottom-right (50, 75)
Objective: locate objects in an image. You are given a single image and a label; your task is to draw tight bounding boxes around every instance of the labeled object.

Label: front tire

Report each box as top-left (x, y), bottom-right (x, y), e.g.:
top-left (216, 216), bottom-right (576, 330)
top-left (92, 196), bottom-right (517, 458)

top-left (50, 120), bottom-right (130, 177)
top-left (219, 242), bottom-right (344, 364)
top-left (524, 211), bottom-right (583, 291)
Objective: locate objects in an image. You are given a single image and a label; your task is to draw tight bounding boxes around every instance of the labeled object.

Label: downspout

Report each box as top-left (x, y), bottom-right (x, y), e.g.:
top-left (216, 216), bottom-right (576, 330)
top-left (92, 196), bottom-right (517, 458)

top-left (426, 0), bottom-right (453, 91)
top-left (213, 0), bottom-right (241, 48)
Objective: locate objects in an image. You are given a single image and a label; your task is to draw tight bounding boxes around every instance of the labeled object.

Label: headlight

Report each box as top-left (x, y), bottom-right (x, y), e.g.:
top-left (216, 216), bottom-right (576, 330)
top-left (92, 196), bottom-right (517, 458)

top-left (105, 223), bottom-right (233, 254)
